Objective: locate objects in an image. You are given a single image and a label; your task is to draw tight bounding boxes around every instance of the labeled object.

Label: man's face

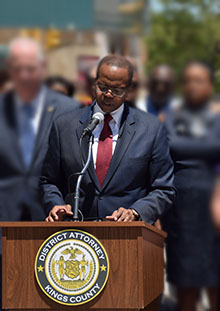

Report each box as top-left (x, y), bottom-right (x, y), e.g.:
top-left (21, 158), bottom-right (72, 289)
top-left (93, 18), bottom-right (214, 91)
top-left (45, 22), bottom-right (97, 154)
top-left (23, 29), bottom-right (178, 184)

top-left (8, 46), bottom-right (46, 101)
top-left (95, 64), bottom-right (129, 113)
top-left (183, 65), bottom-right (213, 106)
top-left (148, 68), bottom-right (174, 107)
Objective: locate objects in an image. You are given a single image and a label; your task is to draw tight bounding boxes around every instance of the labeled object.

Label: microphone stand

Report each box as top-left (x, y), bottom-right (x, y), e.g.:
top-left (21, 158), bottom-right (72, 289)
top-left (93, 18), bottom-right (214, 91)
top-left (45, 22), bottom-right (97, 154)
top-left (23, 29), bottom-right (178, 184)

top-left (73, 134), bottom-right (94, 221)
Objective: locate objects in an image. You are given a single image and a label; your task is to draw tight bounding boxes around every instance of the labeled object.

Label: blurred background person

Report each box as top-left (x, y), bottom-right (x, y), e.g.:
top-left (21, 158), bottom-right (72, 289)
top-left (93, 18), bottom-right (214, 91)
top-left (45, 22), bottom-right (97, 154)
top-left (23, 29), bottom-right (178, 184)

top-left (137, 65), bottom-right (178, 121)
top-left (0, 37), bottom-right (79, 222)
top-left (84, 62), bottom-right (98, 105)
top-left (45, 75), bottom-right (76, 98)
top-left (124, 57), bottom-right (140, 108)
top-left (0, 69), bottom-right (13, 93)
top-left (163, 62), bottom-right (220, 311)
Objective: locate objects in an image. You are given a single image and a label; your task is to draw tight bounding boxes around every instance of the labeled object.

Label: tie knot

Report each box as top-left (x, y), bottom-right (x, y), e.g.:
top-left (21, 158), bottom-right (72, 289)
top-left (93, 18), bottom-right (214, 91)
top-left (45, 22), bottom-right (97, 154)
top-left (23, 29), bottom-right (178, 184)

top-left (104, 114), bottom-right (113, 125)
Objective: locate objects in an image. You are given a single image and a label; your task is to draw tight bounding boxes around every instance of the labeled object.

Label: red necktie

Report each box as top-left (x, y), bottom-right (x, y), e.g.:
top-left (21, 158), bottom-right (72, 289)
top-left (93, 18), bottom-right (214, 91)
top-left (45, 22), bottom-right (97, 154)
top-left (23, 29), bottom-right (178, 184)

top-left (96, 114), bottom-right (113, 187)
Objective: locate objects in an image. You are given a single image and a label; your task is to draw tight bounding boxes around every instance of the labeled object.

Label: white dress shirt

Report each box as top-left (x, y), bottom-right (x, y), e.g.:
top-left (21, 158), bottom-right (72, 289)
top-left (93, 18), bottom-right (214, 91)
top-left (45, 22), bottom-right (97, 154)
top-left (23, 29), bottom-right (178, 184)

top-left (92, 103), bottom-right (124, 168)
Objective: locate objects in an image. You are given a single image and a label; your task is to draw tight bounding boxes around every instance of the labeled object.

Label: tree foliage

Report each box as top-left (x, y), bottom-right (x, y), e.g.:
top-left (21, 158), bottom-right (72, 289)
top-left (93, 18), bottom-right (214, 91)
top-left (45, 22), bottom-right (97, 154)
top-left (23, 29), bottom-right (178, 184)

top-left (146, 0), bottom-right (220, 86)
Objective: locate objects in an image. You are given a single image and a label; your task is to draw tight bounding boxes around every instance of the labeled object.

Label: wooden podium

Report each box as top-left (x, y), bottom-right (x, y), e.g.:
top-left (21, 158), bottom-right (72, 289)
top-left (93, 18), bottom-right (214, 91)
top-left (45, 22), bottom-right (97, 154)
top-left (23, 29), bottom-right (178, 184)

top-left (0, 221), bottom-right (166, 311)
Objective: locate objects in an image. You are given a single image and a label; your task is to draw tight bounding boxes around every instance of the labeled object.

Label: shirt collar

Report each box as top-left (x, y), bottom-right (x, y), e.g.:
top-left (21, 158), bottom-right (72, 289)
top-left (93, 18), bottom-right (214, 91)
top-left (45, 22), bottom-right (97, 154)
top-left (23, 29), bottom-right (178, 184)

top-left (93, 102), bottom-right (124, 127)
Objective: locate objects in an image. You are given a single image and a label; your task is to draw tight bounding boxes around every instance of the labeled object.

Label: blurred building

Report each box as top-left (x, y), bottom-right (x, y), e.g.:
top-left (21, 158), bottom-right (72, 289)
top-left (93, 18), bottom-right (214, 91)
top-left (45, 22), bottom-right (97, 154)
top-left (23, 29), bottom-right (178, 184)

top-left (0, 0), bottom-right (149, 82)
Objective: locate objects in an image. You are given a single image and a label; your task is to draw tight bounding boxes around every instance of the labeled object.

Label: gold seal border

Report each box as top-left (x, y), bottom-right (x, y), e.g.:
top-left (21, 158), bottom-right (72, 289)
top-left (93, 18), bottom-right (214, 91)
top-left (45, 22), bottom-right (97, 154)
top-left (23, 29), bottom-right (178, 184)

top-left (34, 229), bottom-right (109, 306)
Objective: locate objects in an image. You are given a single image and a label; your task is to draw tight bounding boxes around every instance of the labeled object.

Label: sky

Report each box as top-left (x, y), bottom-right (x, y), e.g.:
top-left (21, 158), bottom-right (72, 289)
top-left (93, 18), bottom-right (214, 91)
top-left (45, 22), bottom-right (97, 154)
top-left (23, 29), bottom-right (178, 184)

top-left (151, 0), bottom-right (163, 12)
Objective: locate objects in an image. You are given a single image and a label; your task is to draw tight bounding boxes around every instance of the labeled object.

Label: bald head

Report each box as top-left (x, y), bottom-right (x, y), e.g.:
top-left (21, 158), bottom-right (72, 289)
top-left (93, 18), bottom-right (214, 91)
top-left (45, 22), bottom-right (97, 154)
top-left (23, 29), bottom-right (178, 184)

top-left (148, 65), bottom-right (175, 108)
top-left (6, 37), bottom-right (47, 102)
top-left (8, 37), bottom-right (45, 62)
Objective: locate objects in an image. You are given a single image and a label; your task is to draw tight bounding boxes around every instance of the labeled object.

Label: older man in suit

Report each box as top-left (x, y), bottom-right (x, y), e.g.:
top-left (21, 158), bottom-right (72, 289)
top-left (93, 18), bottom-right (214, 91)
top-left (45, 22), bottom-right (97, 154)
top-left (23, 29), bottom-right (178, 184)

top-left (0, 37), bottom-right (79, 222)
top-left (41, 55), bottom-right (175, 223)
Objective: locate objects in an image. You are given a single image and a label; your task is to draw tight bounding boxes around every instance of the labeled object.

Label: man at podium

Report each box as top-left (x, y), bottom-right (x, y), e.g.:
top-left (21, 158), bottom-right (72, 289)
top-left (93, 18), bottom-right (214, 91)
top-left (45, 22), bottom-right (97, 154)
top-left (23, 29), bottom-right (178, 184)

top-left (40, 55), bottom-right (175, 223)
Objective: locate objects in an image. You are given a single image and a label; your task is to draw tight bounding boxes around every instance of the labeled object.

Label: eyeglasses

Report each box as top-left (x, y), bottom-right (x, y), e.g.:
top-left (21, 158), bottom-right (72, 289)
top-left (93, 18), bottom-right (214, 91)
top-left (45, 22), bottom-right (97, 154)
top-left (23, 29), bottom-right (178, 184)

top-left (96, 83), bottom-right (127, 98)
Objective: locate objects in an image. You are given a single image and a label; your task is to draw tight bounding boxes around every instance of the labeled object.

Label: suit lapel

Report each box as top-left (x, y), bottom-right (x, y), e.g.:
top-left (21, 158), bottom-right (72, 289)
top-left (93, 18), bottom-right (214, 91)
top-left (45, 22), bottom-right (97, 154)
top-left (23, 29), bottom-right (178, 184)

top-left (30, 89), bottom-right (56, 167)
top-left (101, 106), bottom-right (136, 192)
top-left (76, 104), bottom-right (136, 193)
top-left (4, 92), bottom-right (26, 169)
top-left (76, 105), bottom-right (101, 191)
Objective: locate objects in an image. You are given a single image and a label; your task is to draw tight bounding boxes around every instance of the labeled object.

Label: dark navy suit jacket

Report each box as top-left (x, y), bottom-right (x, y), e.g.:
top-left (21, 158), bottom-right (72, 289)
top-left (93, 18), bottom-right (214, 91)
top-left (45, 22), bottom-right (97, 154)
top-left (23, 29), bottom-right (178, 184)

top-left (40, 104), bottom-right (175, 223)
top-left (0, 87), bottom-right (80, 221)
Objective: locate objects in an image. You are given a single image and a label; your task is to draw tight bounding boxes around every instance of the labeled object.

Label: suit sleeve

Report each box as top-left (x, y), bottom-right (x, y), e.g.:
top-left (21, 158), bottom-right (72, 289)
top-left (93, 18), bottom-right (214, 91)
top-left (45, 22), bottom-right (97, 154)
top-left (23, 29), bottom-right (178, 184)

top-left (40, 120), bottom-right (66, 216)
top-left (169, 137), bottom-right (220, 160)
top-left (129, 124), bottom-right (176, 224)
top-left (165, 112), bottom-right (220, 161)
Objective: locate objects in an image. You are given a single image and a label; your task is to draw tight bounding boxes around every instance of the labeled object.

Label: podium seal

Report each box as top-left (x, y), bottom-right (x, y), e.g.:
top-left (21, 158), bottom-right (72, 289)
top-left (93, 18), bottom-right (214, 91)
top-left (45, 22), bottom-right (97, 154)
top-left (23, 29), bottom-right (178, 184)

top-left (35, 229), bottom-right (109, 306)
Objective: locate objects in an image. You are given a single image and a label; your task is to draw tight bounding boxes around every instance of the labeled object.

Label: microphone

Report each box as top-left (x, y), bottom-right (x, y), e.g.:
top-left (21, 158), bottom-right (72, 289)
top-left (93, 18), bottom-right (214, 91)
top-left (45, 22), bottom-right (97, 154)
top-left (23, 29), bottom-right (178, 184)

top-left (81, 112), bottom-right (104, 138)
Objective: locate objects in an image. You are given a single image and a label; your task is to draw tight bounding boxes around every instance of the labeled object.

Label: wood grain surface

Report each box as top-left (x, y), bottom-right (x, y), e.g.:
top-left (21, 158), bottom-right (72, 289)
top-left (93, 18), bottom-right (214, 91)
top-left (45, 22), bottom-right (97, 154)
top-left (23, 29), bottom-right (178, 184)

top-left (1, 222), bottom-right (165, 310)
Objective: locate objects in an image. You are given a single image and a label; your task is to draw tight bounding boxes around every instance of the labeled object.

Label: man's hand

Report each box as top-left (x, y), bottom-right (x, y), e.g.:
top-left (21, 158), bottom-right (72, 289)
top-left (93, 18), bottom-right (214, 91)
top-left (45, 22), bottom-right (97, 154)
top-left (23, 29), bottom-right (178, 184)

top-left (154, 219), bottom-right (162, 230)
top-left (210, 179), bottom-right (220, 231)
top-left (105, 207), bottom-right (137, 222)
top-left (45, 204), bottom-right (73, 222)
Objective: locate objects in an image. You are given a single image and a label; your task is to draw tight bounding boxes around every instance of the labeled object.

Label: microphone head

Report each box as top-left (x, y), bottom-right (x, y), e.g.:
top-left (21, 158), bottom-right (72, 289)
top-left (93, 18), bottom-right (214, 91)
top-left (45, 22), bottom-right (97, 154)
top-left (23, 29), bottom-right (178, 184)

top-left (92, 112), bottom-right (104, 124)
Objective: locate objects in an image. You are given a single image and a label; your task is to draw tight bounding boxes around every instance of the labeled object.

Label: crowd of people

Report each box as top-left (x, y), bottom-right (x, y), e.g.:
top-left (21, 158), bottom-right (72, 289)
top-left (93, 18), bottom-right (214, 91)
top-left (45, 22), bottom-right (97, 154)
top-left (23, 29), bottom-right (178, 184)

top-left (0, 37), bottom-right (220, 311)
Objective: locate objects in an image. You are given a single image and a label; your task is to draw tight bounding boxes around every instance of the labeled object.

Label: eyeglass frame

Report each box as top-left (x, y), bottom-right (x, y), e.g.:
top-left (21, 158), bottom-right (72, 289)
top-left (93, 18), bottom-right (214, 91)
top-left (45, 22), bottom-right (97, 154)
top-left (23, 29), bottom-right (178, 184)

top-left (95, 83), bottom-right (128, 98)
